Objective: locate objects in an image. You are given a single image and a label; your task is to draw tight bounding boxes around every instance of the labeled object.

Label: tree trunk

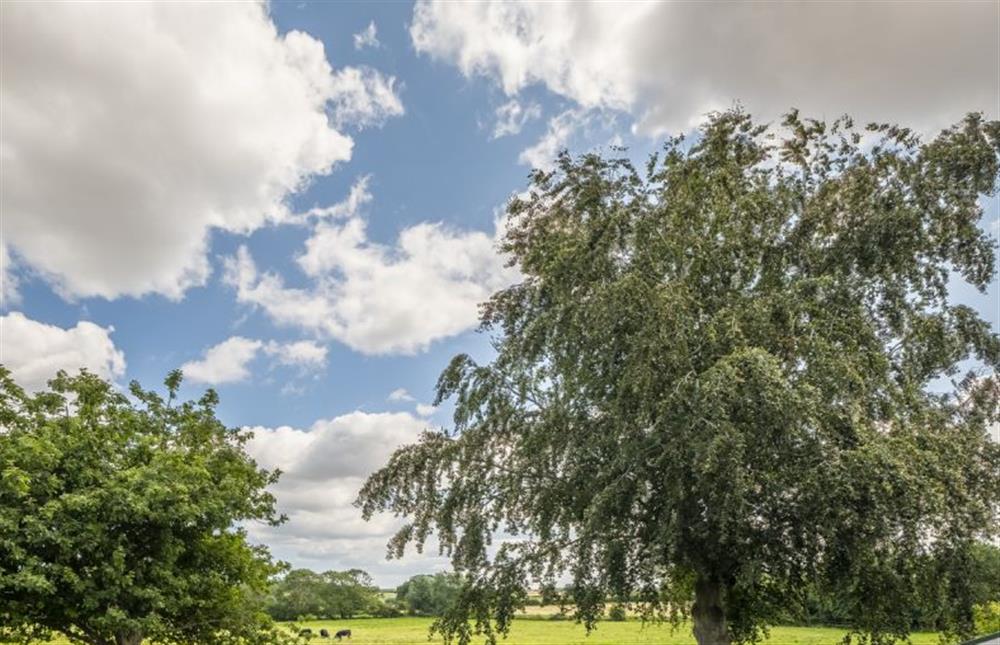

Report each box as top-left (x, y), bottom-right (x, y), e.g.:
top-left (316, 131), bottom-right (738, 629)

top-left (114, 631), bottom-right (142, 645)
top-left (692, 577), bottom-right (730, 645)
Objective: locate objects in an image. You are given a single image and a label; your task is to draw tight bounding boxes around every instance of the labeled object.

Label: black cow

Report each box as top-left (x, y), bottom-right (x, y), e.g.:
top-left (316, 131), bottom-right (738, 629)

top-left (334, 629), bottom-right (352, 641)
top-left (319, 629), bottom-right (330, 638)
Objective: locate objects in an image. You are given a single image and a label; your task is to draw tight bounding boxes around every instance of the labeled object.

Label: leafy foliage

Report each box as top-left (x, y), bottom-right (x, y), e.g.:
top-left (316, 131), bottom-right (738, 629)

top-left (973, 602), bottom-right (1000, 636)
top-left (395, 573), bottom-right (464, 617)
top-left (606, 604), bottom-right (628, 622)
top-left (0, 368), bottom-right (296, 645)
top-left (359, 110), bottom-right (1000, 645)
top-left (783, 542), bottom-right (1000, 631)
top-left (968, 542), bottom-right (1000, 609)
top-left (266, 568), bottom-right (383, 621)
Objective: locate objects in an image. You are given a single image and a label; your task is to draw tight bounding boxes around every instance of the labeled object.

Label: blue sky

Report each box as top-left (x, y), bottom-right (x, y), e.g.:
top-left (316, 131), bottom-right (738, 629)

top-left (1, 1), bottom-right (997, 585)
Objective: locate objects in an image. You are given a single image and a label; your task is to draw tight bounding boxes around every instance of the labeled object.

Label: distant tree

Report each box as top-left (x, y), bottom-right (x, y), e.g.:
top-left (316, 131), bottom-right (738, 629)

top-left (267, 568), bottom-right (382, 620)
top-left (322, 569), bottom-right (381, 619)
top-left (359, 111), bottom-right (1000, 645)
top-left (969, 542), bottom-right (1000, 608)
top-left (787, 540), bottom-right (1000, 631)
top-left (268, 569), bottom-right (327, 621)
top-left (395, 573), bottom-right (463, 617)
top-left (0, 368), bottom-right (294, 645)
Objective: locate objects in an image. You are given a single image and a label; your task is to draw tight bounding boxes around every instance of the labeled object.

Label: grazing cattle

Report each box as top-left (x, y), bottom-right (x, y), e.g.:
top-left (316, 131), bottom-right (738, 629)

top-left (334, 629), bottom-right (352, 640)
top-left (298, 628), bottom-right (312, 638)
top-left (319, 629), bottom-right (330, 638)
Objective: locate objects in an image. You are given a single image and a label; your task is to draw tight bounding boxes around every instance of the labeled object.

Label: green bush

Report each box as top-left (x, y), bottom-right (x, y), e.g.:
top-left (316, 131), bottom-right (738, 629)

top-left (372, 601), bottom-right (405, 618)
top-left (269, 569), bottom-right (383, 620)
top-left (395, 573), bottom-right (463, 617)
top-left (607, 605), bottom-right (627, 622)
top-left (973, 602), bottom-right (1000, 636)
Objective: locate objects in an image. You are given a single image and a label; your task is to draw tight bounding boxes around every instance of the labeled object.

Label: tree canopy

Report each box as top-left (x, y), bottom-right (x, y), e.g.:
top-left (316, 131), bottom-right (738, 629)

top-left (266, 568), bottom-right (382, 621)
top-left (395, 573), bottom-right (464, 617)
top-left (0, 369), bottom-right (293, 645)
top-left (359, 110), bottom-right (1000, 645)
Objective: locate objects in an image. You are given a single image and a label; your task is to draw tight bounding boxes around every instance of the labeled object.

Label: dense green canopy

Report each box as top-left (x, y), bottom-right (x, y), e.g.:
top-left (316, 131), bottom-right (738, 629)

top-left (395, 573), bottom-right (464, 617)
top-left (266, 568), bottom-right (382, 621)
top-left (0, 369), bottom-right (294, 645)
top-left (359, 111), bottom-right (1000, 645)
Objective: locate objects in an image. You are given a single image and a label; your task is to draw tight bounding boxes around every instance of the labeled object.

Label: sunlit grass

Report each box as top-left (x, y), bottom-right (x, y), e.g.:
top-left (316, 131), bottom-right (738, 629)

top-left (32, 616), bottom-right (946, 644)
top-left (289, 617), bottom-right (944, 644)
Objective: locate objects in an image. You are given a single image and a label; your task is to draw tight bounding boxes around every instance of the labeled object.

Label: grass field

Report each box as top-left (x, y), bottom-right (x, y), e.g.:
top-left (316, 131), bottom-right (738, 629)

top-left (31, 617), bottom-right (946, 644)
top-left (287, 617), bottom-right (944, 644)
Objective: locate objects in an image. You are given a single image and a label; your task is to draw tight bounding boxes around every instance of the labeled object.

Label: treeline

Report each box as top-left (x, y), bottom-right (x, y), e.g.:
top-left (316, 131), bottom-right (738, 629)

top-left (266, 570), bottom-right (462, 621)
top-left (270, 544), bottom-right (1000, 630)
top-left (782, 542), bottom-right (1000, 632)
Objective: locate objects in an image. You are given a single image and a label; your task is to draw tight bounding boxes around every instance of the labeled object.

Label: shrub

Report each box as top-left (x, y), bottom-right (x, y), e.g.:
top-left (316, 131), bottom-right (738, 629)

top-left (372, 601), bottom-right (404, 618)
top-left (607, 604), bottom-right (627, 621)
top-left (974, 602), bottom-right (1000, 636)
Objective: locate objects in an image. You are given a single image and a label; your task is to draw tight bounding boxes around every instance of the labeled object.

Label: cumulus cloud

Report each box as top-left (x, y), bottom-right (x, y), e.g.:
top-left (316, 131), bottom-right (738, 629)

top-left (244, 411), bottom-right (451, 582)
top-left (519, 109), bottom-right (589, 170)
top-left (248, 412), bottom-right (425, 480)
top-left (415, 403), bottom-right (436, 417)
top-left (0, 312), bottom-right (126, 391)
top-left (388, 388), bottom-right (415, 402)
top-left (181, 337), bottom-right (263, 385)
top-left (264, 340), bottom-right (328, 369)
top-left (0, 2), bottom-right (402, 301)
top-left (354, 21), bottom-right (380, 50)
top-left (293, 175), bottom-right (374, 223)
top-left (328, 67), bottom-right (404, 130)
top-left (386, 388), bottom-right (436, 416)
top-left (1, 245), bottom-right (19, 307)
top-left (492, 98), bottom-right (541, 139)
top-left (411, 1), bottom-right (998, 136)
top-left (224, 185), bottom-right (519, 355)
top-left (411, 1), bottom-right (639, 111)
top-left (181, 336), bottom-right (327, 385)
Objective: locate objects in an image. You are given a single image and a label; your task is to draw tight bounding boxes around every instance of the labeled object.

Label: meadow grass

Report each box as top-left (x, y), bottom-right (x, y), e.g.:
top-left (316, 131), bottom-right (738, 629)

top-left (288, 617), bottom-right (944, 644)
top-left (31, 617), bottom-right (946, 644)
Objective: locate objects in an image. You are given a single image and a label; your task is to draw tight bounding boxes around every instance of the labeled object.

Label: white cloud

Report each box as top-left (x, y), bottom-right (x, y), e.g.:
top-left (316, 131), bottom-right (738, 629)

top-left (264, 339), bottom-right (328, 369)
top-left (492, 98), bottom-right (541, 139)
top-left (248, 411), bottom-right (426, 480)
top-left (244, 411), bottom-right (451, 583)
top-left (353, 21), bottom-right (380, 50)
top-left (411, 1), bottom-right (639, 111)
top-left (0, 2), bottom-right (402, 301)
top-left (388, 388), bottom-right (415, 402)
top-left (328, 67), bottom-right (404, 130)
top-left (293, 175), bottom-right (374, 222)
top-left (411, 1), bottom-right (998, 136)
top-left (224, 193), bottom-right (519, 355)
top-left (181, 336), bottom-right (263, 385)
top-left (0, 312), bottom-right (126, 391)
top-left (1, 245), bottom-right (19, 307)
top-left (181, 336), bottom-right (328, 385)
top-left (518, 109), bottom-right (588, 170)
top-left (388, 389), bottom-right (438, 418)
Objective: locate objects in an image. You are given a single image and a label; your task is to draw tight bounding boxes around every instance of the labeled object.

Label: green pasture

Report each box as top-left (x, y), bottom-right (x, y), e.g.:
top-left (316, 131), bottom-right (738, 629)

top-left (32, 617), bottom-right (946, 644)
top-left (290, 617), bottom-right (945, 644)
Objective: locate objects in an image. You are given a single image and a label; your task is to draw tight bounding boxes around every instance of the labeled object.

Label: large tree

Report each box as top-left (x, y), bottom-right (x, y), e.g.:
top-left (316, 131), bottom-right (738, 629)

top-left (0, 369), bottom-right (294, 645)
top-left (266, 568), bottom-right (382, 621)
top-left (395, 573), bottom-right (464, 617)
top-left (359, 111), bottom-right (1000, 645)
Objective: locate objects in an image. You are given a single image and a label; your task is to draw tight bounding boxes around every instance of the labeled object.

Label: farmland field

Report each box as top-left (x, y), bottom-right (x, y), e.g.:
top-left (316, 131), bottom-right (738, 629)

top-left (30, 617), bottom-right (946, 644)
